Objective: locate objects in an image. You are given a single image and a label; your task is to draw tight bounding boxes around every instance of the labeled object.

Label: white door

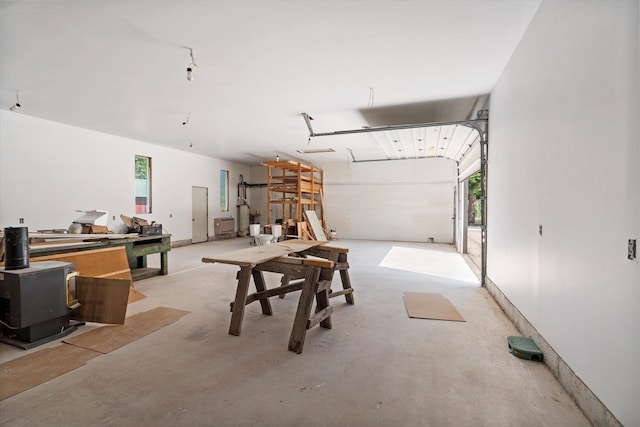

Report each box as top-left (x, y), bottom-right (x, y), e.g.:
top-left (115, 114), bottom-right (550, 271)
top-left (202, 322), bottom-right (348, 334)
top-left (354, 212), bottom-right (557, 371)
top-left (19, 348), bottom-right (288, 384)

top-left (192, 186), bottom-right (208, 243)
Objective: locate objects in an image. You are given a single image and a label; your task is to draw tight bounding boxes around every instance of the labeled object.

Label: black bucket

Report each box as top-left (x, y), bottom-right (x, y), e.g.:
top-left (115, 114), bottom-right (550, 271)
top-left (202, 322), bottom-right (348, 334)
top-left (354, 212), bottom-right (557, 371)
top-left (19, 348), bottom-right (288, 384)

top-left (4, 226), bottom-right (29, 270)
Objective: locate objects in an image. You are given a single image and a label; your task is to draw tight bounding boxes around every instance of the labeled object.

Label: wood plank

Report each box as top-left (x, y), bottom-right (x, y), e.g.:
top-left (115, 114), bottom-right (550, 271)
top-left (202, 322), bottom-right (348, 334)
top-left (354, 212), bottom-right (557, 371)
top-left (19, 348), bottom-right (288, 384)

top-left (0, 232), bottom-right (138, 240)
top-left (288, 266), bottom-right (321, 354)
top-left (29, 241), bottom-right (100, 250)
top-left (304, 210), bottom-right (327, 241)
top-left (251, 270), bottom-right (273, 315)
top-left (297, 222), bottom-right (312, 240)
top-left (301, 258), bottom-right (334, 268)
top-left (307, 306), bottom-right (333, 329)
top-left (270, 256), bottom-right (333, 269)
top-left (328, 288), bottom-right (354, 298)
top-left (244, 281), bottom-right (305, 305)
top-left (229, 267), bottom-right (252, 336)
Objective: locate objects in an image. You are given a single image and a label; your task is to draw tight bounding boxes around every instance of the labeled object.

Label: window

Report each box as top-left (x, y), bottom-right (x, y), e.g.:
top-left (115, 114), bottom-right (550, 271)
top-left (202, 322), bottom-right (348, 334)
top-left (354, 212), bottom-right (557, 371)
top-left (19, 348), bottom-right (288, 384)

top-left (135, 155), bottom-right (152, 214)
top-left (220, 169), bottom-right (229, 211)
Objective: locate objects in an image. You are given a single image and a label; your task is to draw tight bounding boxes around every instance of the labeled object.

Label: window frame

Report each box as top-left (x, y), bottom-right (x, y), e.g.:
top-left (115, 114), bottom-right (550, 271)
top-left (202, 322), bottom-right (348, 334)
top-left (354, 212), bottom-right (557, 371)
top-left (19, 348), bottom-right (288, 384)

top-left (220, 169), bottom-right (229, 212)
top-left (135, 155), bottom-right (152, 214)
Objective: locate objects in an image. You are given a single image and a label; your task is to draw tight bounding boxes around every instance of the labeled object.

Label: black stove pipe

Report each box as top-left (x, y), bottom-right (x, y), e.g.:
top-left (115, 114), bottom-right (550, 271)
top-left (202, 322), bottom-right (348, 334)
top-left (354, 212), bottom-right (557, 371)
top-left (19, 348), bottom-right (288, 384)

top-left (4, 226), bottom-right (29, 270)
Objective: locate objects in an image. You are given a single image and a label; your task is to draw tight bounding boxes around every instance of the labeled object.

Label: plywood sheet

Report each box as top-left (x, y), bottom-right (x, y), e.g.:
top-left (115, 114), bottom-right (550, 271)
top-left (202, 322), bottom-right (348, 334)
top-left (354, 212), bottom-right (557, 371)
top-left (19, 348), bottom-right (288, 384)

top-left (303, 210), bottom-right (327, 241)
top-left (0, 344), bottom-right (100, 401)
top-left (63, 306), bottom-right (190, 354)
top-left (71, 277), bottom-right (131, 324)
top-left (202, 240), bottom-right (324, 267)
top-left (403, 292), bottom-right (465, 322)
top-left (20, 246), bottom-right (144, 304)
top-left (29, 246), bottom-right (132, 279)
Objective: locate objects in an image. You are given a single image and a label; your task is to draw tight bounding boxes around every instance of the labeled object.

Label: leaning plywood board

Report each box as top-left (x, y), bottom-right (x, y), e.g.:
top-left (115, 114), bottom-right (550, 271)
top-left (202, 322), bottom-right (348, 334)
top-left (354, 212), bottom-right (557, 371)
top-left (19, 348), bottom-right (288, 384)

top-left (72, 277), bottom-right (131, 324)
top-left (15, 246), bottom-right (144, 304)
top-left (303, 210), bottom-right (327, 241)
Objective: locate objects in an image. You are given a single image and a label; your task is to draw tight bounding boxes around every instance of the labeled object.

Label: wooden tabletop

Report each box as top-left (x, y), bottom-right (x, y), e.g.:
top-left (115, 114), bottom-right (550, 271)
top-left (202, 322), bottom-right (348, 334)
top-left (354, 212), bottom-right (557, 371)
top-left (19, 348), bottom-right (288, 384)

top-left (201, 240), bottom-right (326, 267)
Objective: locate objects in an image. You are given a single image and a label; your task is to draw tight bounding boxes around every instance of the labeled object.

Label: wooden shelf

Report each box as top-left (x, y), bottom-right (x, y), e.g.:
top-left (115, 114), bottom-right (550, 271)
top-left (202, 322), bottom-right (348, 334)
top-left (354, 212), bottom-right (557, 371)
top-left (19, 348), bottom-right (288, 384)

top-left (262, 160), bottom-right (325, 230)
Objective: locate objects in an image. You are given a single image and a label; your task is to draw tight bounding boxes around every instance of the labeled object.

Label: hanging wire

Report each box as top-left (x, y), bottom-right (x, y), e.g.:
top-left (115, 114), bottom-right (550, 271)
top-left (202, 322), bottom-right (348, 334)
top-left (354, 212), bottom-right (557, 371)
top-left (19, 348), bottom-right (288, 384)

top-left (367, 87), bottom-right (375, 109)
top-left (9, 90), bottom-right (21, 111)
top-left (188, 48), bottom-right (198, 68)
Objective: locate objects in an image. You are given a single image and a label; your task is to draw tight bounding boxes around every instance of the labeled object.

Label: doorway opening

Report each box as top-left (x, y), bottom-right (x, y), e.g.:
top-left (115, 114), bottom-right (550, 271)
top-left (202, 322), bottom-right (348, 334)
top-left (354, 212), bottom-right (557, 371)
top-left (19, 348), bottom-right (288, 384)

top-left (466, 171), bottom-right (482, 270)
top-left (192, 186), bottom-right (208, 244)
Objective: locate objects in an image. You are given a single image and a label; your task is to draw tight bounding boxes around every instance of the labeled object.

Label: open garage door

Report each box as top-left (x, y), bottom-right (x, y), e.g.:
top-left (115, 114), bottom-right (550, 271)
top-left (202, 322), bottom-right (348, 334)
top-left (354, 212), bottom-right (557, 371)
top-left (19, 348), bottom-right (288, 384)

top-left (303, 100), bottom-right (488, 284)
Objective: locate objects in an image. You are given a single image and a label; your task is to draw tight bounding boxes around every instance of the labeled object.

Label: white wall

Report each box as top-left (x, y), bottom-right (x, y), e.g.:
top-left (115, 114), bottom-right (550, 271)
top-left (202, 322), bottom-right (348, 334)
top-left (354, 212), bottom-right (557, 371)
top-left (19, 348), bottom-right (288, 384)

top-left (319, 158), bottom-right (457, 242)
top-left (248, 165), bottom-right (269, 226)
top-left (488, 1), bottom-right (639, 425)
top-left (0, 111), bottom-right (250, 243)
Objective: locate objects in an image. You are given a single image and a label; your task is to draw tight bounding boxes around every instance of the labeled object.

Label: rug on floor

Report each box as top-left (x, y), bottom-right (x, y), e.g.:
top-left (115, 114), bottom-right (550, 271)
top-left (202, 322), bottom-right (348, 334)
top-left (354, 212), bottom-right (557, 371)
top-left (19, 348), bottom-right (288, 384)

top-left (0, 306), bottom-right (190, 401)
top-left (0, 344), bottom-right (100, 401)
top-left (63, 306), bottom-right (191, 354)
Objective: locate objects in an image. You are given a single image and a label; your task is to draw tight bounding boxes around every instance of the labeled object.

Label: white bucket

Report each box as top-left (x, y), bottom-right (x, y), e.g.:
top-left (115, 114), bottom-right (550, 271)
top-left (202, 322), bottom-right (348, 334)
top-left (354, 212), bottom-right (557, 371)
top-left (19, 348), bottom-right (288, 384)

top-left (249, 224), bottom-right (260, 237)
top-left (256, 234), bottom-right (273, 246)
top-left (270, 224), bottom-right (282, 242)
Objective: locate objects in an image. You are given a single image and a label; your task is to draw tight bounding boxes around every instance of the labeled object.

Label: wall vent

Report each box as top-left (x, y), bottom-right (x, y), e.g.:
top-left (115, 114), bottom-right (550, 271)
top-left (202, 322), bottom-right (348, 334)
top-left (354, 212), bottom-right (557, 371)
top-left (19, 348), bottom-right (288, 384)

top-left (214, 218), bottom-right (235, 235)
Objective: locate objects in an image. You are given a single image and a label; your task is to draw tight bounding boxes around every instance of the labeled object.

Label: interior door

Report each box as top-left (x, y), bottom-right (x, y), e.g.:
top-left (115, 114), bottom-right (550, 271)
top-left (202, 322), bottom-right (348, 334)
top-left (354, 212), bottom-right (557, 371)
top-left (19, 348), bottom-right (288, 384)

top-left (192, 186), bottom-right (208, 243)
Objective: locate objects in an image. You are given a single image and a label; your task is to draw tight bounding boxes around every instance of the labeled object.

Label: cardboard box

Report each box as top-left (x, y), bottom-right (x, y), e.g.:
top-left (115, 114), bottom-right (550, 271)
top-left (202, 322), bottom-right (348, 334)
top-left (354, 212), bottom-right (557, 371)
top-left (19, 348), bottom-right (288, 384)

top-left (81, 225), bottom-right (109, 234)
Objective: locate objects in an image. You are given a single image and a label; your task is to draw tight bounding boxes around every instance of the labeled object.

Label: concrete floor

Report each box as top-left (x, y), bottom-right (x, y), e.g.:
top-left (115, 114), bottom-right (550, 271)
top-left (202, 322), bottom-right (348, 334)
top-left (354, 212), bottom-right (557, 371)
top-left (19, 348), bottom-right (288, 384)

top-left (466, 226), bottom-right (482, 271)
top-left (0, 238), bottom-right (589, 426)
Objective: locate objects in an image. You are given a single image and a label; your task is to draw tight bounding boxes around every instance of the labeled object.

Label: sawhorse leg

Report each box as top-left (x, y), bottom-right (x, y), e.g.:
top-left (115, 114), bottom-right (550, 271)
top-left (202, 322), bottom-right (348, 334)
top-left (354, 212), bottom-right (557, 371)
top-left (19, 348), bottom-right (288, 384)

top-left (229, 266), bottom-right (252, 336)
top-left (335, 252), bottom-right (355, 305)
top-left (288, 266), bottom-right (321, 354)
top-left (251, 270), bottom-right (273, 315)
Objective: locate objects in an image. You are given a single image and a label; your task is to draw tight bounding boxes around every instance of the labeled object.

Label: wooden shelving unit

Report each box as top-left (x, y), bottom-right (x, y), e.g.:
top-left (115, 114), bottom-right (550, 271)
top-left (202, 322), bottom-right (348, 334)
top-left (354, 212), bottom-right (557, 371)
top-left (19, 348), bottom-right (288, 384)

top-left (262, 160), bottom-right (325, 229)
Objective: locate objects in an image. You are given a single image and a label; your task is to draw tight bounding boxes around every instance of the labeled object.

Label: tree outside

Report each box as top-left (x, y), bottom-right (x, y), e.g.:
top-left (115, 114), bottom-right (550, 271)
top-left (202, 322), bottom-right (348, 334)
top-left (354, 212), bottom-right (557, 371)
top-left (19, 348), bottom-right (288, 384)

top-left (135, 156), bottom-right (148, 179)
top-left (468, 171), bottom-right (482, 225)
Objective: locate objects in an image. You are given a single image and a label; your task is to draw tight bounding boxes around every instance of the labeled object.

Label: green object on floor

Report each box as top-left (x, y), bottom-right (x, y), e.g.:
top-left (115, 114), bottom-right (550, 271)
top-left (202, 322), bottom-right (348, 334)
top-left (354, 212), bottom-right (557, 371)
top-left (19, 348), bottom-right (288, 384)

top-left (507, 336), bottom-right (543, 362)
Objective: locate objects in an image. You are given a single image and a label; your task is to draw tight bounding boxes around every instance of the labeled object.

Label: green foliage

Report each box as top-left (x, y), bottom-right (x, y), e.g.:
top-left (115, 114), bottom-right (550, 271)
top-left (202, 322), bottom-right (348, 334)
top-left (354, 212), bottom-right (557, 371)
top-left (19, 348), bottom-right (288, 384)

top-left (135, 156), bottom-right (148, 179)
top-left (468, 171), bottom-right (482, 198)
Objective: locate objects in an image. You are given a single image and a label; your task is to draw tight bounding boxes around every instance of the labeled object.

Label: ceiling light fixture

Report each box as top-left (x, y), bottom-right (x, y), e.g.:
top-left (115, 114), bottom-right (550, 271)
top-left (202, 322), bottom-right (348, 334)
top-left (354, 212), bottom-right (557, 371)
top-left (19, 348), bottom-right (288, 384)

top-left (186, 48), bottom-right (197, 81)
top-left (296, 148), bottom-right (335, 154)
top-left (9, 90), bottom-right (21, 111)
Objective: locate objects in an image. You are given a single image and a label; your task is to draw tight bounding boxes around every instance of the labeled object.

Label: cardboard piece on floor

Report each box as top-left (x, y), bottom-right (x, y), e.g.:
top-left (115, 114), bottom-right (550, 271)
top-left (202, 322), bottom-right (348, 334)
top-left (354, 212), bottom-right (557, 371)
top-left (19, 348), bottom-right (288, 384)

top-left (128, 287), bottom-right (146, 303)
top-left (0, 344), bottom-right (100, 401)
top-left (63, 306), bottom-right (190, 354)
top-left (403, 292), bottom-right (465, 322)
top-left (71, 276), bottom-right (131, 324)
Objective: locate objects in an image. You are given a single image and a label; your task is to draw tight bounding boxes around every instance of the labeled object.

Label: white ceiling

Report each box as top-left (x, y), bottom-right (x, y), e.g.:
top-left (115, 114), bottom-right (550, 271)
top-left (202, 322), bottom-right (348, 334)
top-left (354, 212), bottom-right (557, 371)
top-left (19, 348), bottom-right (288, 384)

top-left (0, 0), bottom-right (540, 166)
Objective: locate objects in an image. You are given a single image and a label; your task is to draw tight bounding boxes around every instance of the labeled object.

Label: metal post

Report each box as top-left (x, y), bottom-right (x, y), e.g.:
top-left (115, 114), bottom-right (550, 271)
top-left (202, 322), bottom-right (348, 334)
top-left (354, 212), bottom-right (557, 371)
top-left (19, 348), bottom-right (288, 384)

top-left (480, 128), bottom-right (488, 287)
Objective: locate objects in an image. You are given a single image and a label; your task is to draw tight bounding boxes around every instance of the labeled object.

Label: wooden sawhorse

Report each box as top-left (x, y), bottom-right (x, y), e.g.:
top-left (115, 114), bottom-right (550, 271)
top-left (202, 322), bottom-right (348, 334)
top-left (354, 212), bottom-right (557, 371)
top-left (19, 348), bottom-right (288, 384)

top-left (279, 245), bottom-right (354, 305)
top-left (202, 242), bottom-right (336, 354)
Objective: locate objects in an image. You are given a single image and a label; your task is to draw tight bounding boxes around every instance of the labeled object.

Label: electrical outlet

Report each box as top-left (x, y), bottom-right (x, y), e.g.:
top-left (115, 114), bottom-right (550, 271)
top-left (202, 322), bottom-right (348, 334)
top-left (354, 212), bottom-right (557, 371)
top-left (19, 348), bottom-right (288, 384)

top-left (19, 218), bottom-right (24, 224)
top-left (628, 239), bottom-right (637, 261)
top-left (538, 224), bottom-right (543, 236)
top-left (112, 215), bottom-right (116, 220)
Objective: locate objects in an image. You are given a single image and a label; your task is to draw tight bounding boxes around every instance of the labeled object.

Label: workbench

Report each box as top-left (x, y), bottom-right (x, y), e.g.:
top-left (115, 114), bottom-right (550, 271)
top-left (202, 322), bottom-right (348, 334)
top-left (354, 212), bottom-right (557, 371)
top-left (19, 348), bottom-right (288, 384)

top-left (17, 234), bottom-right (171, 281)
top-left (202, 240), bottom-right (354, 354)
